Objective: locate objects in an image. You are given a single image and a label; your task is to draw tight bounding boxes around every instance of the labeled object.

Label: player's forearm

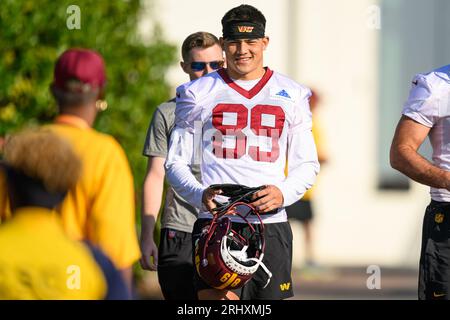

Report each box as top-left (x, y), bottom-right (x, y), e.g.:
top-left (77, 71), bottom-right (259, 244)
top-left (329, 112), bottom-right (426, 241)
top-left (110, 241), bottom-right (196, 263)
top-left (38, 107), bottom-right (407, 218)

top-left (141, 179), bottom-right (164, 219)
top-left (390, 144), bottom-right (450, 190)
top-left (140, 215), bottom-right (157, 243)
top-left (140, 170), bottom-right (164, 239)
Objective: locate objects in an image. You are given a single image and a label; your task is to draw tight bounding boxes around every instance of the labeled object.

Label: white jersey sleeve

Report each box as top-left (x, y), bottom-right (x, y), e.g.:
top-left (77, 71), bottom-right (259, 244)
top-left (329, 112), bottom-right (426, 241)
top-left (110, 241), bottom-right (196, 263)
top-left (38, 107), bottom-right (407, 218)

top-left (165, 82), bottom-right (206, 210)
top-left (174, 82), bottom-right (202, 132)
top-left (274, 89), bottom-right (320, 206)
top-left (402, 74), bottom-right (439, 127)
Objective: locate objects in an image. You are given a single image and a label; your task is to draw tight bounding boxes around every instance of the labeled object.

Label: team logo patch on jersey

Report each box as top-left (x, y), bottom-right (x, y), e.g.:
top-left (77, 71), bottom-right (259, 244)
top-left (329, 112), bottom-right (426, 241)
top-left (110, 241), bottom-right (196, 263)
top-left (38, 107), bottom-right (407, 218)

top-left (276, 89), bottom-right (291, 99)
top-left (270, 88), bottom-right (295, 102)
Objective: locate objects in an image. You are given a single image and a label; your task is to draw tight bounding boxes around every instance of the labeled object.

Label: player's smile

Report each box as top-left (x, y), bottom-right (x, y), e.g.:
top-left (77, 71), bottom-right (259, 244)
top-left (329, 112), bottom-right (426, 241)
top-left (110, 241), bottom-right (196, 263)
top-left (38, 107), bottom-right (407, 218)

top-left (235, 55), bottom-right (252, 65)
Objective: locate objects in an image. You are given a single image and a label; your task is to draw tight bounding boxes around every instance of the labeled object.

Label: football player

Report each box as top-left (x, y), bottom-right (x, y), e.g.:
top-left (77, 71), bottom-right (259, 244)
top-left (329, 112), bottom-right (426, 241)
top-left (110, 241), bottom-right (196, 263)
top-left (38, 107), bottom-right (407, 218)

top-left (391, 65), bottom-right (450, 300)
top-left (166, 5), bottom-right (320, 300)
top-left (140, 32), bottom-right (224, 300)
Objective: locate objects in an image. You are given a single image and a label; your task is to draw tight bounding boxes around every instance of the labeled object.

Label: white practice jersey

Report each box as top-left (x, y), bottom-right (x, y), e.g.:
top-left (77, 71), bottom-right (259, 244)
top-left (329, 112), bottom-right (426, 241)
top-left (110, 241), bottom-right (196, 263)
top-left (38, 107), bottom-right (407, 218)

top-left (165, 68), bottom-right (320, 223)
top-left (402, 64), bottom-right (450, 202)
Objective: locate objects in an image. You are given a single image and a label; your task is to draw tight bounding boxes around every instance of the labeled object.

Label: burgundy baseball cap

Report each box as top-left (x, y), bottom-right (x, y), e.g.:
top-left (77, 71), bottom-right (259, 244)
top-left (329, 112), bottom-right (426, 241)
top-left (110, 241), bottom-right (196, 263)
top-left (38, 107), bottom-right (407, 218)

top-left (53, 48), bottom-right (106, 91)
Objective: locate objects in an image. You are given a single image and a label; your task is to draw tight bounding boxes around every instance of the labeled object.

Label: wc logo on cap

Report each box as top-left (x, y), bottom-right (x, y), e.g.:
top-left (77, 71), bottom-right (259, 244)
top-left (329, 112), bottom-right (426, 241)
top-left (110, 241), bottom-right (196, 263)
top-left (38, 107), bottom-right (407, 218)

top-left (237, 26), bottom-right (254, 33)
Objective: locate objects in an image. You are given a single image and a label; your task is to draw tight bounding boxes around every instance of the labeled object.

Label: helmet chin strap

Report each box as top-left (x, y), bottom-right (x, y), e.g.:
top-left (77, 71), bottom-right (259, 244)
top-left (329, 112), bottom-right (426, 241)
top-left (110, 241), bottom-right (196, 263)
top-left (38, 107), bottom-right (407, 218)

top-left (228, 242), bottom-right (272, 288)
top-left (223, 237), bottom-right (273, 288)
top-left (246, 255), bottom-right (273, 289)
top-left (229, 245), bottom-right (249, 261)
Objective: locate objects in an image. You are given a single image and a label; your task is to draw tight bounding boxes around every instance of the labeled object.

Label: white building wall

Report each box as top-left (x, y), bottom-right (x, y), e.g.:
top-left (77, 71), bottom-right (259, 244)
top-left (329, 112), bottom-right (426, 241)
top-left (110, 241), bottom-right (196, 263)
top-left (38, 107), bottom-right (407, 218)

top-left (294, 0), bottom-right (427, 268)
top-left (144, 0), bottom-right (429, 268)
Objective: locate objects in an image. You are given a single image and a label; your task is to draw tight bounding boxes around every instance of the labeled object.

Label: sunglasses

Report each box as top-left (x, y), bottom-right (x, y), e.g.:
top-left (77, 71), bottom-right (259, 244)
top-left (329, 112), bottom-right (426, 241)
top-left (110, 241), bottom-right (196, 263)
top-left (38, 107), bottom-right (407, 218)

top-left (190, 60), bottom-right (224, 71)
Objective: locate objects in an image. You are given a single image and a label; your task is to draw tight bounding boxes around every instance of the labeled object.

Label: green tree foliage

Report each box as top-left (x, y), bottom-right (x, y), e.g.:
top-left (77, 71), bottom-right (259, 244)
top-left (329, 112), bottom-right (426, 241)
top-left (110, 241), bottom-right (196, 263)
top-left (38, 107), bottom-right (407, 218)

top-left (0, 0), bottom-right (177, 204)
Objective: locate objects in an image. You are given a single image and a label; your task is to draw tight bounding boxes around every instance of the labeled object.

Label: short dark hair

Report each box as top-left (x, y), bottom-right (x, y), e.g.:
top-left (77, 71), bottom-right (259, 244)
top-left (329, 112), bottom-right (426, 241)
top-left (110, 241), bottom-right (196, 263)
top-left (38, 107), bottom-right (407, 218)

top-left (50, 79), bottom-right (105, 108)
top-left (221, 5), bottom-right (266, 29)
top-left (181, 32), bottom-right (220, 62)
top-left (50, 86), bottom-right (100, 108)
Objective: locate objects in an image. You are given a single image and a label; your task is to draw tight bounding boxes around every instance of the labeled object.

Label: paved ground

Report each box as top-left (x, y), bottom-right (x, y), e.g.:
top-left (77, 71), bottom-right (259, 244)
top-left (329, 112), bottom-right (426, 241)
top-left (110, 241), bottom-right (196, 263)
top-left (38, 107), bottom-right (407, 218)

top-left (291, 266), bottom-right (418, 300)
top-left (137, 266), bottom-right (418, 300)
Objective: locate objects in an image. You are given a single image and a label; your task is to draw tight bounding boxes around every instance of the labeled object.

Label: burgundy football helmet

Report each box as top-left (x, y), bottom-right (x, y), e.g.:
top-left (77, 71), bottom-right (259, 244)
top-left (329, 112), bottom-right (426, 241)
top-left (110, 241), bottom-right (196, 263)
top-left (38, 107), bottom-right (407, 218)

top-left (194, 185), bottom-right (272, 290)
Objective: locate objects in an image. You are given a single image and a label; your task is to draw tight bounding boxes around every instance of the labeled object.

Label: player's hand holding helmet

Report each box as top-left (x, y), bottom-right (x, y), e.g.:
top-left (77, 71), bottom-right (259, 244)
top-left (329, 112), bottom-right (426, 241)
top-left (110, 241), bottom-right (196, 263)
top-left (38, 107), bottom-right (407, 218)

top-left (195, 184), bottom-right (272, 290)
top-left (209, 183), bottom-right (265, 215)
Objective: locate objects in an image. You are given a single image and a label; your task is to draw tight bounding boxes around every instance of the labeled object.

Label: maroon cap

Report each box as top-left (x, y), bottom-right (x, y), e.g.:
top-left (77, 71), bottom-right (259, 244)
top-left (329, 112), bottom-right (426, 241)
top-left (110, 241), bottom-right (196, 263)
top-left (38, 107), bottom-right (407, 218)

top-left (53, 48), bottom-right (106, 91)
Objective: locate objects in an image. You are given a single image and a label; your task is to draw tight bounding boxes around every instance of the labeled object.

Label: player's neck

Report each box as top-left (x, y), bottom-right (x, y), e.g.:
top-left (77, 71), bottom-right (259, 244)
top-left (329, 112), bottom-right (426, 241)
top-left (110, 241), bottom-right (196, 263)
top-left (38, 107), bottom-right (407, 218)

top-left (226, 66), bottom-right (266, 81)
top-left (59, 105), bottom-right (96, 127)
